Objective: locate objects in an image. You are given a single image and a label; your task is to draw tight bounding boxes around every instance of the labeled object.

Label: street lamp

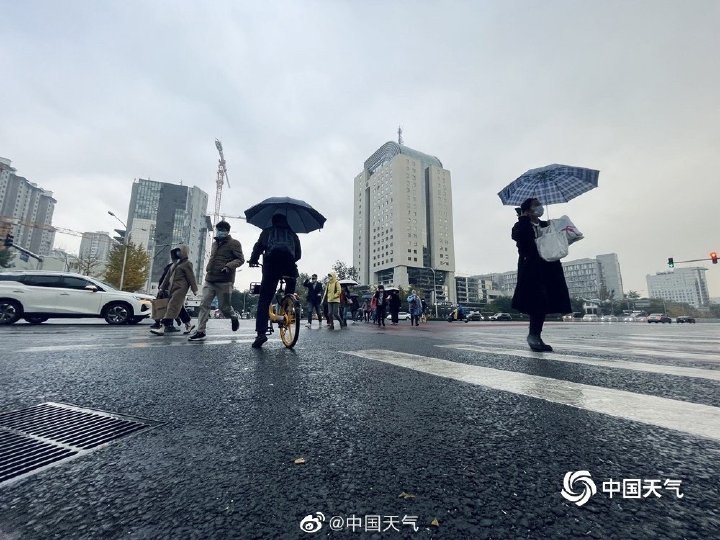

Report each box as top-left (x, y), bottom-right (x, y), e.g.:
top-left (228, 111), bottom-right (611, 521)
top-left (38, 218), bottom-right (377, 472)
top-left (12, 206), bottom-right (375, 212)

top-left (108, 211), bottom-right (129, 291)
top-left (428, 267), bottom-right (438, 319)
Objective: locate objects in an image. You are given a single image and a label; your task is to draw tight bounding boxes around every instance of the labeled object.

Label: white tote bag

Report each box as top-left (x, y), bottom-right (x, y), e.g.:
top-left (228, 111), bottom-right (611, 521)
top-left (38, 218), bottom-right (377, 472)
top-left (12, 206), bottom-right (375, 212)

top-left (535, 221), bottom-right (569, 262)
top-left (554, 215), bottom-right (584, 245)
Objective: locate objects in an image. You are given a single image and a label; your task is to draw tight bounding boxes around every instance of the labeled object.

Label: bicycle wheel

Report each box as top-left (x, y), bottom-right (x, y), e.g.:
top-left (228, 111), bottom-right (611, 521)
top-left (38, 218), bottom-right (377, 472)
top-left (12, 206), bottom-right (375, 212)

top-left (279, 296), bottom-right (300, 348)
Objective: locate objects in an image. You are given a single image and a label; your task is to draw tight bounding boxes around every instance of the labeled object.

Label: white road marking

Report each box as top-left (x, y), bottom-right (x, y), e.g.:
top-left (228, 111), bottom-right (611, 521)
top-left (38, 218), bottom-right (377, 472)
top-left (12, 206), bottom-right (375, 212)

top-left (345, 349), bottom-right (720, 441)
top-left (17, 338), bottom-right (257, 352)
top-left (458, 335), bottom-right (719, 362)
top-left (438, 344), bottom-right (720, 381)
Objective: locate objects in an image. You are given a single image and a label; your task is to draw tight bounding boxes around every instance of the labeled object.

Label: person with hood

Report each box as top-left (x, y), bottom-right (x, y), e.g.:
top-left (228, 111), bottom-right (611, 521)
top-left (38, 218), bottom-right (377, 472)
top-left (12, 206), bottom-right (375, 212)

top-left (150, 249), bottom-right (193, 332)
top-left (188, 220), bottom-right (245, 341)
top-left (373, 285), bottom-right (387, 327)
top-left (151, 245), bottom-right (199, 335)
top-left (407, 289), bottom-right (423, 327)
top-left (321, 272), bottom-right (342, 330)
top-left (248, 213), bottom-right (302, 348)
top-left (388, 290), bottom-right (401, 324)
top-left (302, 273), bottom-right (324, 327)
top-left (511, 197), bottom-right (571, 351)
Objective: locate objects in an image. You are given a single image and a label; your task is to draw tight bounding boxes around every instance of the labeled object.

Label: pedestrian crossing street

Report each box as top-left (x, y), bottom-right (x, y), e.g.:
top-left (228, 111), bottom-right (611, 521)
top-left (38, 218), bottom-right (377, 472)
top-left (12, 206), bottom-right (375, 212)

top-left (12, 324), bottom-right (720, 442)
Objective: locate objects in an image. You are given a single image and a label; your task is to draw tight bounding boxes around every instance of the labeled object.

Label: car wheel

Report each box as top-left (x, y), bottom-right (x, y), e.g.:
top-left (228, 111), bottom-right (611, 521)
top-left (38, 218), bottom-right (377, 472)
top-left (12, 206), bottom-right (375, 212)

top-left (0, 300), bottom-right (22, 325)
top-left (104, 302), bottom-right (133, 325)
top-left (25, 316), bottom-right (49, 325)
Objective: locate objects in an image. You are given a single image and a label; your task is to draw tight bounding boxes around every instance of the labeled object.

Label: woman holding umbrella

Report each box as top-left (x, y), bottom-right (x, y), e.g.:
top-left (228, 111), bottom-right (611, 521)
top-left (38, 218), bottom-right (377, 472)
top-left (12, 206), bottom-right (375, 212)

top-left (511, 198), bottom-right (571, 352)
top-left (499, 163), bottom-right (598, 352)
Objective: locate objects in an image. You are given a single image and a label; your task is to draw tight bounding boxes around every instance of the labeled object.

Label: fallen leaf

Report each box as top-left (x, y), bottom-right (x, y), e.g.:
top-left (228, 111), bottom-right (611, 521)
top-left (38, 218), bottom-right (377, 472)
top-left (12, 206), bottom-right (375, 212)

top-left (293, 457), bottom-right (306, 465)
top-left (398, 491), bottom-right (416, 499)
top-left (431, 518), bottom-right (440, 527)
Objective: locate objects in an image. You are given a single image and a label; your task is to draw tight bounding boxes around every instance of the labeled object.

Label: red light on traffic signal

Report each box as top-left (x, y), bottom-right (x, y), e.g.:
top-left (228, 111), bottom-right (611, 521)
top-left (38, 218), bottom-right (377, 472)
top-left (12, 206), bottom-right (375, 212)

top-left (711, 252), bottom-right (718, 264)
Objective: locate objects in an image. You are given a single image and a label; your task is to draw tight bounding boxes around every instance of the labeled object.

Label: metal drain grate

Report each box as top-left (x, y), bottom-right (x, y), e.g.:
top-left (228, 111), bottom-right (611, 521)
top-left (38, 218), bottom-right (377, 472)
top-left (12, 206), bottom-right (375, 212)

top-left (0, 402), bottom-right (155, 487)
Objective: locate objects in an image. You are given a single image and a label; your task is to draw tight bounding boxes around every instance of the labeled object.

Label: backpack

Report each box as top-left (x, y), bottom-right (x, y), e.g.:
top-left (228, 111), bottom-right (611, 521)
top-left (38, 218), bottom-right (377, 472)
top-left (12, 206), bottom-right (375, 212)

top-left (266, 227), bottom-right (295, 258)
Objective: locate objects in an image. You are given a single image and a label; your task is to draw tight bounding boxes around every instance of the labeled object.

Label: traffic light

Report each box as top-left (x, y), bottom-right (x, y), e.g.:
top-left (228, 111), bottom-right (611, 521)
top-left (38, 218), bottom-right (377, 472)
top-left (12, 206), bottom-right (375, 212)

top-left (667, 257), bottom-right (674, 268)
top-left (711, 252), bottom-right (718, 264)
top-left (3, 234), bottom-right (13, 248)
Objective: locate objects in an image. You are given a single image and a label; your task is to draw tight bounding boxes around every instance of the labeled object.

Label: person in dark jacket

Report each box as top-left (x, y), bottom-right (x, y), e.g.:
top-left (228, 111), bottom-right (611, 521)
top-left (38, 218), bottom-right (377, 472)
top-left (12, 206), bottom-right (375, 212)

top-left (303, 273), bottom-right (324, 327)
top-left (388, 290), bottom-right (401, 324)
top-left (373, 286), bottom-right (387, 327)
top-left (511, 198), bottom-right (571, 351)
top-left (248, 213), bottom-right (301, 348)
top-left (188, 220), bottom-right (245, 341)
top-left (151, 245), bottom-right (199, 335)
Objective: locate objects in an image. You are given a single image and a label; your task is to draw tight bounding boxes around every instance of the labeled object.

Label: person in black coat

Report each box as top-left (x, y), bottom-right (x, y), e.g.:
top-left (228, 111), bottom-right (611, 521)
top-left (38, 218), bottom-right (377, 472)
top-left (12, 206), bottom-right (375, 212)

top-left (388, 290), bottom-right (401, 324)
top-left (511, 197), bottom-right (571, 352)
top-left (303, 274), bottom-right (324, 327)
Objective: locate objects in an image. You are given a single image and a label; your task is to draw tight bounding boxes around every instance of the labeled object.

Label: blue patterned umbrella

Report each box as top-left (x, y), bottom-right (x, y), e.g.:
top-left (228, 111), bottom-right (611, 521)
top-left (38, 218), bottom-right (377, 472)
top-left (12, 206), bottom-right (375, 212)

top-left (244, 196), bottom-right (326, 233)
top-left (497, 164), bottom-right (599, 206)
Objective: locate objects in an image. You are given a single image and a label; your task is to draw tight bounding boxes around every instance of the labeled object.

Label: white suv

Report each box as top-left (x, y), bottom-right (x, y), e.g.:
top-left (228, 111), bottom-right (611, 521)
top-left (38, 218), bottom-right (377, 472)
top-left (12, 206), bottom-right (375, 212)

top-left (0, 271), bottom-right (154, 325)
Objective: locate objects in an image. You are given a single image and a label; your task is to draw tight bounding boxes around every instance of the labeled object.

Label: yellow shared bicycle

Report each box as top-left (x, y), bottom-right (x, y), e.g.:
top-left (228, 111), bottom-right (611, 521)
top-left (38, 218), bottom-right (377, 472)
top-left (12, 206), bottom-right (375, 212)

top-left (250, 276), bottom-right (301, 348)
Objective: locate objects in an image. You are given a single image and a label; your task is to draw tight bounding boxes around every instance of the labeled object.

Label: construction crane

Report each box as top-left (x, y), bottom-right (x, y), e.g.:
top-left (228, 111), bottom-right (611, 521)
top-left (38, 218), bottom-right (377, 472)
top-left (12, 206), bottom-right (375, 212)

top-left (0, 216), bottom-right (84, 237)
top-left (213, 139), bottom-right (230, 227)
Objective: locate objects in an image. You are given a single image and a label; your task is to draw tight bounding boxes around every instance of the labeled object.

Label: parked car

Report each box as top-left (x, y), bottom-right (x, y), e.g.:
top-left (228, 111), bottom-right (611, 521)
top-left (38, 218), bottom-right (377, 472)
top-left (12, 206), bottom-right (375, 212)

top-left (466, 310), bottom-right (484, 321)
top-left (647, 313), bottom-right (672, 324)
top-left (387, 312), bottom-right (411, 321)
top-left (676, 316), bottom-right (696, 324)
top-left (0, 271), bottom-right (154, 325)
top-left (489, 313), bottom-right (512, 321)
top-left (562, 312), bottom-right (582, 322)
top-left (582, 314), bottom-right (600, 322)
top-left (600, 315), bottom-right (619, 322)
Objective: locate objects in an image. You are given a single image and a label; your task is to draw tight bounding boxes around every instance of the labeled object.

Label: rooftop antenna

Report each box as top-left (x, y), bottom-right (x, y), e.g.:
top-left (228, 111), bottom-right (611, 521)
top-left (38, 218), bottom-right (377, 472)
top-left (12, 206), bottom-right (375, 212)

top-left (397, 126), bottom-right (403, 145)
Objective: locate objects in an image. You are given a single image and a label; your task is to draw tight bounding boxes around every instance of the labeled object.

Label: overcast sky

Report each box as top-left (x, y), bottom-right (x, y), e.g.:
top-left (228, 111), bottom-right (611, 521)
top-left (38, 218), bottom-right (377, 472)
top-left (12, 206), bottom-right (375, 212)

top-left (2, 0), bottom-right (719, 297)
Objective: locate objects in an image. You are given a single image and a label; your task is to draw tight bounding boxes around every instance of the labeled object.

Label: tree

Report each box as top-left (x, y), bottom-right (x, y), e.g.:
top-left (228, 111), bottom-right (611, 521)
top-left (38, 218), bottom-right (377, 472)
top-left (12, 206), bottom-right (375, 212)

top-left (0, 248), bottom-right (16, 268)
top-left (231, 289), bottom-right (258, 317)
top-left (331, 260), bottom-right (359, 281)
top-left (71, 253), bottom-right (104, 277)
top-left (104, 241), bottom-right (150, 292)
top-left (626, 291), bottom-right (641, 300)
top-left (296, 272), bottom-right (311, 303)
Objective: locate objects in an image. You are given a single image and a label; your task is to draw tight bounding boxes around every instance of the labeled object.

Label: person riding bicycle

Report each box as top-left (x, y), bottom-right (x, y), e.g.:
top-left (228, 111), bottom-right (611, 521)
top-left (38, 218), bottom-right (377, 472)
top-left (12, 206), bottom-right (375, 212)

top-left (248, 213), bottom-right (302, 348)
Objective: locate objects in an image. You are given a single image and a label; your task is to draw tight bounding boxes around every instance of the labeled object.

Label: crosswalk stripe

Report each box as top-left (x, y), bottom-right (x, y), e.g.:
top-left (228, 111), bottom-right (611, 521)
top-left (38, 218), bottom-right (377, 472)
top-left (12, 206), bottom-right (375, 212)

top-left (457, 335), bottom-right (719, 362)
top-left (18, 338), bottom-right (256, 352)
top-left (437, 344), bottom-right (720, 381)
top-left (345, 349), bottom-right (720, 442)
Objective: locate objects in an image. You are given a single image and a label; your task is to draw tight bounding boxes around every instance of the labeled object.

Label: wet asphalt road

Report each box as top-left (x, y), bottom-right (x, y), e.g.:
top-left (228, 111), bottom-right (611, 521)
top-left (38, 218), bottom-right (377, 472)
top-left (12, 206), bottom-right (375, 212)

top-left (0, 318), bottom-right (719, 539)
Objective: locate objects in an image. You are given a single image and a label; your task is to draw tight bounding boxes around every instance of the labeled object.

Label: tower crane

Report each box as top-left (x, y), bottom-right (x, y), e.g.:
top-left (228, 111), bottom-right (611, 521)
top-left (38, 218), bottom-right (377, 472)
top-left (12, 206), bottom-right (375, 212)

top-left (213, 139), bottom-right (230, 227)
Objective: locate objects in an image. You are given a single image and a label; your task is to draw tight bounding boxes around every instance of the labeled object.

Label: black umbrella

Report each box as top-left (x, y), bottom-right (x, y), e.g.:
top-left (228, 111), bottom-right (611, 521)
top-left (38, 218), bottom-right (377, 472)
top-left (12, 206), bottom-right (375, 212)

top-left (244, 196), bottom-right (327, 233)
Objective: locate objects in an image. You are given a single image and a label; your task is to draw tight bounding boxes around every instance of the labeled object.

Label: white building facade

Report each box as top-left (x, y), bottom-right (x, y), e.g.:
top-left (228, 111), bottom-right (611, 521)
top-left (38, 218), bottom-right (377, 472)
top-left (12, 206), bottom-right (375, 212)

top-left (353, 141), bottom-right (456, 303)
top-left (646, 267), bottom-right (710, 307)
top-left (0, 157), bottom-right (56, 256)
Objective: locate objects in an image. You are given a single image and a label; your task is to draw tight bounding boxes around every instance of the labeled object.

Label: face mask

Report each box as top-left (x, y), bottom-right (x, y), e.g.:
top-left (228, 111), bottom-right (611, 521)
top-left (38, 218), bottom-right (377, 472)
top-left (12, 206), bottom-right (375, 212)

top-left (531, 205), bottom-right (544, 217)
top-left (215, 230), bottom-right (228, 239)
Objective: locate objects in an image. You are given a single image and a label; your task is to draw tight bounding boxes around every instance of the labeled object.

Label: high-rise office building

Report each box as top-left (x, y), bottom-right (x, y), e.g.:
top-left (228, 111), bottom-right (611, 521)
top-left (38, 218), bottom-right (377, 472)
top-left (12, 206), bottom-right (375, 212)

top-left (0, 157), bottom-right (56, 256)
top-left (353, 140), bottom-right (456, 303)
top-left (79, 231), bottom-right (114, 262)
top-left (647, 267), bottom-right (710, 307)
top-left (125, 178), bottom-right (209, 292)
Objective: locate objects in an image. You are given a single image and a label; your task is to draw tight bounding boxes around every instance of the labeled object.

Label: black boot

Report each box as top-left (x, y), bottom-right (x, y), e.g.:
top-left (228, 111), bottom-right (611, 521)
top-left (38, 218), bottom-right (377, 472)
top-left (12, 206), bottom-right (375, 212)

top-left (538, 336), bottom-right (553, 352)
top-left (527, 334), bottom-right (546, 352)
